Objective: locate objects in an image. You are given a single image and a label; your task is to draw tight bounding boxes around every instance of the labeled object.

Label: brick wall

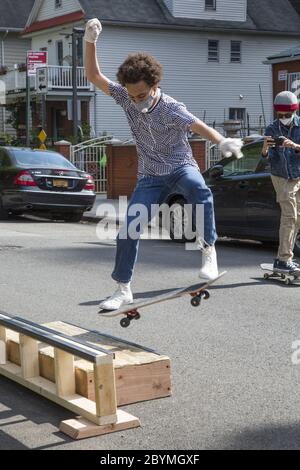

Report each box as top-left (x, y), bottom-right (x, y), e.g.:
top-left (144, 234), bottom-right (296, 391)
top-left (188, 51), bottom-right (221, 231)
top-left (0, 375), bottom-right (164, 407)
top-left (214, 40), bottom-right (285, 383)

top-left (272, 60), bottom-right (300, 113)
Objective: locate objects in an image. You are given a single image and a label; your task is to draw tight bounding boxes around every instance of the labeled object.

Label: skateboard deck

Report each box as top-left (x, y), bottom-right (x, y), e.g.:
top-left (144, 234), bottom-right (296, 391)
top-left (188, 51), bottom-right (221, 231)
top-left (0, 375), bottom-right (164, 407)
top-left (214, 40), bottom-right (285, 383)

top-left (260, 263), bottom-right (300, 285)
top-left (99, 271), bottom-right (227, 327)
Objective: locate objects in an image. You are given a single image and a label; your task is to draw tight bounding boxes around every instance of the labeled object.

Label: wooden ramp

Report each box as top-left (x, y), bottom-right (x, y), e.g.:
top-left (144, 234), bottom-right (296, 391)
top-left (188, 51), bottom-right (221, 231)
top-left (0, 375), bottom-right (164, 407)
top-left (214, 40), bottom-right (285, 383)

top-left (0, 313), bottom-right (142, 438)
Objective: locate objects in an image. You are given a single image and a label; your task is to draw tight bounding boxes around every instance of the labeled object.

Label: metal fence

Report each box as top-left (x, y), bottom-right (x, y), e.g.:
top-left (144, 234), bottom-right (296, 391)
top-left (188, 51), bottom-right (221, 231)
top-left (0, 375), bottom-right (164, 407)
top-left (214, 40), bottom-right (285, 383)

top-left (70, 136), bottom-right (112, 193)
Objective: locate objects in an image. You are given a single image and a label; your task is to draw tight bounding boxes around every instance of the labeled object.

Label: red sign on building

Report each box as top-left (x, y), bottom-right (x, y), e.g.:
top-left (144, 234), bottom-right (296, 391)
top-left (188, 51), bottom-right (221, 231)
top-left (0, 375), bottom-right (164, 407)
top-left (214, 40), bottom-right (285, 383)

top-left (27, 51), bottom-right (48, 77)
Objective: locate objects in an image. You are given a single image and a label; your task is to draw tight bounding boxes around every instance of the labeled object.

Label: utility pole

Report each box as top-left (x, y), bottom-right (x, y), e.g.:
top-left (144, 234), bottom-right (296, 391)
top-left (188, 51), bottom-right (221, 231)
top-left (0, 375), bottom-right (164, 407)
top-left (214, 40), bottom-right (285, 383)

top-left (72, 27), bottom-right (84, 144)
top-left (26, 56), bottom-right (30, 147)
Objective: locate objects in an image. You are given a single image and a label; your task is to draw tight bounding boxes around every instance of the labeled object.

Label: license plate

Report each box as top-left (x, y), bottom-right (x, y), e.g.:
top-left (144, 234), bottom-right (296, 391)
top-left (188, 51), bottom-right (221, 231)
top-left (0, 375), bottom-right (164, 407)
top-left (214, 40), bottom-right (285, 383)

top-left (53, 179), bottom-right (68, 188)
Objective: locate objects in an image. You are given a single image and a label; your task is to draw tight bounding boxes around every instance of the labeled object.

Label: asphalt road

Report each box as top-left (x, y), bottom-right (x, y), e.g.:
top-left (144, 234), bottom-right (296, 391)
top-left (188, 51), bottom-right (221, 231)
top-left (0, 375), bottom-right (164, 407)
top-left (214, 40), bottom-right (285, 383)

top-left (0, 215), bottom-right (300, 450)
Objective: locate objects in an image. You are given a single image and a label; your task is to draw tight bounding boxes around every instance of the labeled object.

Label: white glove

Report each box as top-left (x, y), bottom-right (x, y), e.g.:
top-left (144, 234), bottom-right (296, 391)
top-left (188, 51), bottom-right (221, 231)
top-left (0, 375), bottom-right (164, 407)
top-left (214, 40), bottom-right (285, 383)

top-left (219, 138), bottom-right (243, 159)
top-left (84, 18), bottom-right (102, 43)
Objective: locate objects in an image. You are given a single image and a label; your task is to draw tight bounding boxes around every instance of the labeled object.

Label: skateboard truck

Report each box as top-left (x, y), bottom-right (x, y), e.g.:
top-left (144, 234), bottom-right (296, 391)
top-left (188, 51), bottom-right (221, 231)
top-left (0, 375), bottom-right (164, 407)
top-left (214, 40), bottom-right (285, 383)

top-left (120, 291), bottom-right (211, 327)
top-left (261, 263), bottom-right (300, 286)
top-left (190, 290), bottom-right (210, 307)
top-left (263, 271), bottom-right (298, 285)
top-left (120, 309), bottom-right (141, 328)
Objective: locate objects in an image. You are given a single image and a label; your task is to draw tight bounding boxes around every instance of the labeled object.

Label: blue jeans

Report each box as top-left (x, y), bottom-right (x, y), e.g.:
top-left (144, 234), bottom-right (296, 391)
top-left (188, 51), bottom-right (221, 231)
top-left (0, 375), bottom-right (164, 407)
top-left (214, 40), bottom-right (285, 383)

top-left (112, 165), bottom-right (218, 283)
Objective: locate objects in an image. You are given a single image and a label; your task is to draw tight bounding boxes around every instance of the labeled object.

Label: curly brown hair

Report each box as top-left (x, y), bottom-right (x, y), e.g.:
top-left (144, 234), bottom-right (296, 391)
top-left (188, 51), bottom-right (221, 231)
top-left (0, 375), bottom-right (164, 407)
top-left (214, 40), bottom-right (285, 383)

top-left (116, 53), bottom-right (163, 87)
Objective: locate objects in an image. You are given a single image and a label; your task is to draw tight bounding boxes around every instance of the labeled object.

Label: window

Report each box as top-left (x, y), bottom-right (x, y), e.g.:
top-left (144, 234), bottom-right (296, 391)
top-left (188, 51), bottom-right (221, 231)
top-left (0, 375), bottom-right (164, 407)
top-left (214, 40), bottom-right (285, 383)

top-left (56, 40), bottom-right (63, 66)
top-left (208, 40), bottom-right (219, 62)
top-left (55, 0), bottom-right (62, 8)
top-left (222, 144), bottom-right (261, 177)
top-left (205, 0), bottom-right (216, 10)
top-left (231, 41), bottom-right (242, 63)
top-left (229, 108), bottom-right (246, 122)
top-left (288, 72), bottom-right (300, 94)
top-left (12, 150), bottom-right (76, 169)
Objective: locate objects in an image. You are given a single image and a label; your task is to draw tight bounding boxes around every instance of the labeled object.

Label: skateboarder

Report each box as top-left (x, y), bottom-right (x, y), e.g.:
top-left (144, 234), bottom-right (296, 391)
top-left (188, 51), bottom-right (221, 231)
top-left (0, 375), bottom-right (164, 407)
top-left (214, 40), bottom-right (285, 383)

top-left (262, 91), bottom-right (300, 275)
top-left (84, 19), bottom-right (243, 310)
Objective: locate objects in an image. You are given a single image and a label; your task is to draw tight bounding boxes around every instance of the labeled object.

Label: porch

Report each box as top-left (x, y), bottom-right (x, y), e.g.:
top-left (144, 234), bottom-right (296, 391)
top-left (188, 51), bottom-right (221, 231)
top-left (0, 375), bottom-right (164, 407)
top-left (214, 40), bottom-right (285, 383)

top-left (4, 65), bottom-right (91, 94)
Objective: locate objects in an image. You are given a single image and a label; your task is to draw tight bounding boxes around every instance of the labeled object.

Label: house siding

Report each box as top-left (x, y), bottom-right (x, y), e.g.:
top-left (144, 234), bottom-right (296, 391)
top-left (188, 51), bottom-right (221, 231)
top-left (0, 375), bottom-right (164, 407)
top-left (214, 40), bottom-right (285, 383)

top-left (31, 28), bottom-right (75, 65)
top-left (90, 26), bottom-right (299, 141)
top-left (163, 0), bottom-right (247, 22)
top-left (36, 0), bottom-right (82, 22)
top-left (0, 34), bottom-right (31, 135)
top-left (2, 34), bottom-right (31, 69)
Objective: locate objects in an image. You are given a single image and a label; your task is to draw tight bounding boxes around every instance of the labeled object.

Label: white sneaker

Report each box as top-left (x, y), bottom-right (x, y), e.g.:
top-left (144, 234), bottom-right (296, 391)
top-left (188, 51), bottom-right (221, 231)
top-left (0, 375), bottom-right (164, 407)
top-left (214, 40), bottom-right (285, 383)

top-left (99, 283), bottom-right (133, 311)
top-left (199, 245), bottom-right (219, 280)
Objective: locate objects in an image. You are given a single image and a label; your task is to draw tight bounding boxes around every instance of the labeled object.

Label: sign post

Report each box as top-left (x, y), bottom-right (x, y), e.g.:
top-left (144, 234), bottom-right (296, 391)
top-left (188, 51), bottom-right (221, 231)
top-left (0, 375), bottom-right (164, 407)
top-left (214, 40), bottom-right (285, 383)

top-left (26, 51), bottom-right (47, 147)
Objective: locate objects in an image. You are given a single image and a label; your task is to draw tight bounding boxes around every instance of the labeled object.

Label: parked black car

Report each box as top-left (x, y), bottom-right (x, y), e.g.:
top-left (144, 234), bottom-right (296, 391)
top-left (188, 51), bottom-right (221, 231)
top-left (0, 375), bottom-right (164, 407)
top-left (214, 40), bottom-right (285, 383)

top-left (166, 138), bottom-right (300, 255)
top-left (0, 147), bottom-right (96, 222)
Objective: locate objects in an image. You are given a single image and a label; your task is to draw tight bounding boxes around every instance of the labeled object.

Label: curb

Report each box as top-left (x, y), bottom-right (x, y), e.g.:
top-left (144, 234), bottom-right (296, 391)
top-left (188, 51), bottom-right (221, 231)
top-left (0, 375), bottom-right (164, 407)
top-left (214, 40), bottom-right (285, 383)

top-left (82, 214), bottom-right (121, 225)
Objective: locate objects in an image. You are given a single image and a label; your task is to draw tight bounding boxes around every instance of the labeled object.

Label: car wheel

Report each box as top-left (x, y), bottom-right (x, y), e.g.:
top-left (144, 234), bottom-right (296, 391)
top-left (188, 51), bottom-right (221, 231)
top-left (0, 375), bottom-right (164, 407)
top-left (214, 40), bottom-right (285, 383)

top-left (169, 197), bottom-right (195, 243)
top-left (63, 212), bottom-right (84, 223)
top-left (294, 232), bottom-right (300, 257)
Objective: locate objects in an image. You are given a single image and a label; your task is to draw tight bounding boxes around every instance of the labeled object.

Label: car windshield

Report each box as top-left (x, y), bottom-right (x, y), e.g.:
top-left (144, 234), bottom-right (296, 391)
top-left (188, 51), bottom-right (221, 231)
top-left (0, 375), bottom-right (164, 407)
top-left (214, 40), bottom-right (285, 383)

top-left (222, 143), bottom-right (262, 177)
top-left (12, 150), bottom-right (76, 169)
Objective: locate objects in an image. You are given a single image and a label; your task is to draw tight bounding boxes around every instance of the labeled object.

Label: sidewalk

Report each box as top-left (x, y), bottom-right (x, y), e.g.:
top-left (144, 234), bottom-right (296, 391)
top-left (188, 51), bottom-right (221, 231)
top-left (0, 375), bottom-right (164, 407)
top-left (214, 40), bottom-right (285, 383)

top-left (82, 194), bottom-right (127, 224)
top-left (82, 194), bottom-right (172, 241)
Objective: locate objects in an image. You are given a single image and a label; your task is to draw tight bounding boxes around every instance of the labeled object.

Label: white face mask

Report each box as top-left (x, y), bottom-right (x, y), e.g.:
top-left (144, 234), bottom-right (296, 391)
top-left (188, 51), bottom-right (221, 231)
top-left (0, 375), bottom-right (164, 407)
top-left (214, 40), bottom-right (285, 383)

top-left (279, 114), bottom-right (295, 126)
top-left (132, 89), bottom-right (159, 113)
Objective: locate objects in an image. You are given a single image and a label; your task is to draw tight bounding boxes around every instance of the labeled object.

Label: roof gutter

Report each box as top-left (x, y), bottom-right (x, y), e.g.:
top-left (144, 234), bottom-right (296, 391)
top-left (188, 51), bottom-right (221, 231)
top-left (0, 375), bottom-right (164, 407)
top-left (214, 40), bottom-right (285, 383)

top-left (264, 55), bottom-right (300, 65)
top-left (96, 19), bottom-right (300, 37)
top-left (0, 28), bottom-right (23, 32)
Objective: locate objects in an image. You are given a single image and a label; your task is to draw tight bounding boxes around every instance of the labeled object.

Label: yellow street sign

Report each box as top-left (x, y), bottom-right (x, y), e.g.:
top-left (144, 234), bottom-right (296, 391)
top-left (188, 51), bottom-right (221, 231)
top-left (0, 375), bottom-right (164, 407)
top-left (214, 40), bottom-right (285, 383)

top-left (38, 129), bottom-right (47, 144)
top-left (39, 143), bottom-right (47, 150)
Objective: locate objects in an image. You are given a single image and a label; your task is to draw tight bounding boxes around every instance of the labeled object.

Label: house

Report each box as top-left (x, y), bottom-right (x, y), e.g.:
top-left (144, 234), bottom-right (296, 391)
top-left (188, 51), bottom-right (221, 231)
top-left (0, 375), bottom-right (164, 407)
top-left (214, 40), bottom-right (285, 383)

top-left (84, 0), bottom-right (300, 139)
top-left (265, 45), bottom-right (300, 114)
top-left (0, 0), bottom-right (35, 137)
top-left (4, 0), bottom-right (300, 142)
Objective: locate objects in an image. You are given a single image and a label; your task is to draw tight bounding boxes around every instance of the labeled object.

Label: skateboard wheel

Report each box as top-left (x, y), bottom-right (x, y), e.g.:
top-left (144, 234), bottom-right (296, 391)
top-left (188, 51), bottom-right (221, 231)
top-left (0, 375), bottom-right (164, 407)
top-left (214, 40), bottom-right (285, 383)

top-left (285, 278), bottom-right (291, 285)
top-left (134, 312), bottom-right (141, 320)
top-left (264, 273), bottom-right (269, 280)
top-left (120, 317), bottom-right (131, 328)
top-left (191, 296), bottom-right (201, 307)
top-left (281, 274), bottom-right (286, 280)
top-left (201, 290), bottom-right (210, 300)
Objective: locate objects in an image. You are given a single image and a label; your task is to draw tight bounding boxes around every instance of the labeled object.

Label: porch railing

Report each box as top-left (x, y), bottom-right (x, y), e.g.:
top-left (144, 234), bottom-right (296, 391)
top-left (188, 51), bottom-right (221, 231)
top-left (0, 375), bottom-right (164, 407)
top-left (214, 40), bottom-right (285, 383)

top-left (3, 65), bottom-right (91, 93)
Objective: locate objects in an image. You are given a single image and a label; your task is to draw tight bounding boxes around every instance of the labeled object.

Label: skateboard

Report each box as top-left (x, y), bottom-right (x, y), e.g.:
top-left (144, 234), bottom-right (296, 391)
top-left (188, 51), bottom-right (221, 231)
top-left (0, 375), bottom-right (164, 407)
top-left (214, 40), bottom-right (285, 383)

top-left (260, 263), bottom-right (300, 285)
top-left (98, 271), bottom-right (227, 328)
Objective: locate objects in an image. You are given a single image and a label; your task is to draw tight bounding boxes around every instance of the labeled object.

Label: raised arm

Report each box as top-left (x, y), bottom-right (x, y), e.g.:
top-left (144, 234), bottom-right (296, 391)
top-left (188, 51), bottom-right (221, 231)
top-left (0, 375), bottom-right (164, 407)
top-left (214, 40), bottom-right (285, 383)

top-left (84, 19), bottom-right (111, 96)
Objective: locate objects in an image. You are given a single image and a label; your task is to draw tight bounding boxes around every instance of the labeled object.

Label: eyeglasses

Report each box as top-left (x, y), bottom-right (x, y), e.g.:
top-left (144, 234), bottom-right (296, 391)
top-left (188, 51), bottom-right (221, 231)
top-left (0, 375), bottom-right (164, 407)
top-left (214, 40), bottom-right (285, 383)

top-left (277, 113), bottom-right (294, 119)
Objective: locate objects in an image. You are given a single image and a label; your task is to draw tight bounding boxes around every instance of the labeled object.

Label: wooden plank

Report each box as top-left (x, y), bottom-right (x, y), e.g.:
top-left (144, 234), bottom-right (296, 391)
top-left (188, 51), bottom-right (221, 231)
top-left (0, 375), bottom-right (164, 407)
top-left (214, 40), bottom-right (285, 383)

top-left (0, 326), bottom-right (6, 364)
top-left (39, 346), bottom-right (55, 381)
top-left (60, 409), bottom-right (140, 440)
top-left (6, 327), bottom-right (172, 405)
top-left (54, 349), bottom-right (76, 397)
top-left (93, 356), bottom-right (117, 425)
top-left (0, 362), bottom-right (114, 426)
top-left (44, 321), bottom-right (158, 355)
top-left (19, 334), bottom-right (39, 379)
top-left (115, 360), bottom-right (171, 406)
